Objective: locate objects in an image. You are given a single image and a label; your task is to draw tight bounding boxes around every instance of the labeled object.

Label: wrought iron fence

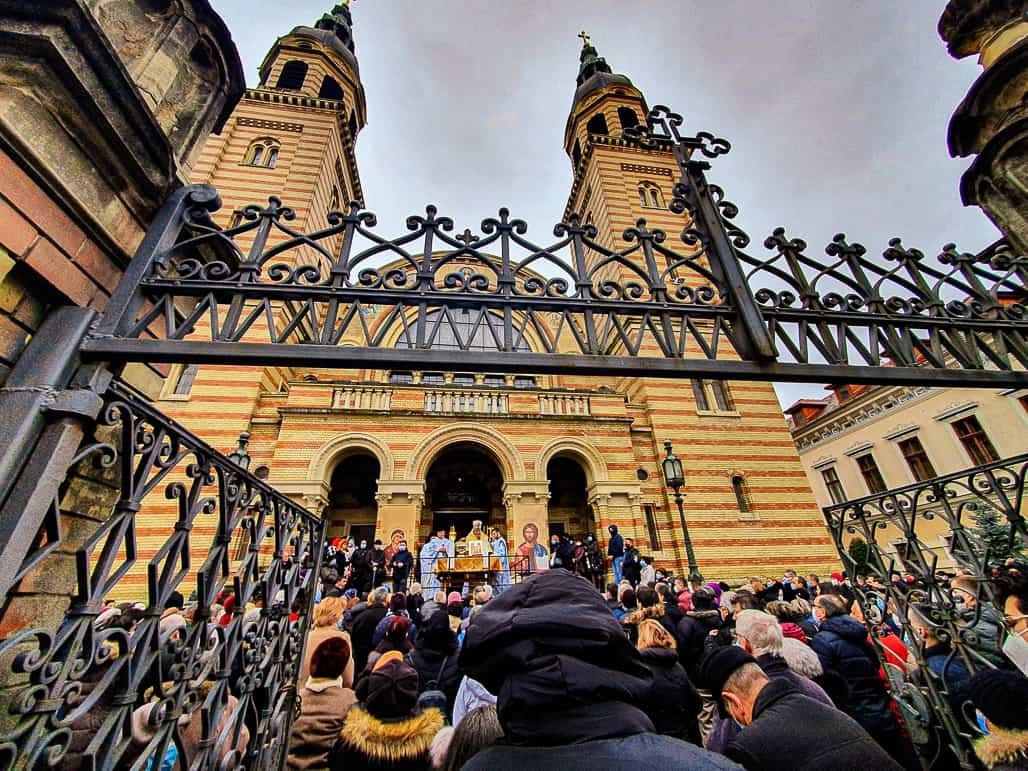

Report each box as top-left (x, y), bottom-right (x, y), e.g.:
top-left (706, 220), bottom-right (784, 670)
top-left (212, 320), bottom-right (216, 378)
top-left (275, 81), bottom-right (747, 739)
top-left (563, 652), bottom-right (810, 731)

top-left (823, 453), bottom-right (1028, 769)
top-left (76, 107), bottom-right (1028, 387)
top-left (0, 377), bottom-right (325, 771)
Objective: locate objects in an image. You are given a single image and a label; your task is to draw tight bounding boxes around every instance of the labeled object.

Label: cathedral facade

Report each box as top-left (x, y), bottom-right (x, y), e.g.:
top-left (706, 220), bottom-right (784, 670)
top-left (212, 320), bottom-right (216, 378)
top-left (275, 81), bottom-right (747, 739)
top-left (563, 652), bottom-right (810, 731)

top-left (146, 5), bottom-right (840, 587)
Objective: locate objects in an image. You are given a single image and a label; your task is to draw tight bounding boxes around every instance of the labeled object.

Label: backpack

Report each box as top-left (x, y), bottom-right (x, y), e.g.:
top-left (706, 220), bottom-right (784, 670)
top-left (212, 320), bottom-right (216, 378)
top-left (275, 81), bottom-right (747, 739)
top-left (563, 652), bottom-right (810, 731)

top-left (417, 655), bottom-right (449, 718)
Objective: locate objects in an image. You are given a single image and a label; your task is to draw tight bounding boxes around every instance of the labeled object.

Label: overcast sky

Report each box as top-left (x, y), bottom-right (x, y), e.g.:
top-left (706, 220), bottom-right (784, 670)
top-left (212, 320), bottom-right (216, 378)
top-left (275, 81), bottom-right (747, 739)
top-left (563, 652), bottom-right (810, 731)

top-left (210, 0), bottom-right (1000, 408)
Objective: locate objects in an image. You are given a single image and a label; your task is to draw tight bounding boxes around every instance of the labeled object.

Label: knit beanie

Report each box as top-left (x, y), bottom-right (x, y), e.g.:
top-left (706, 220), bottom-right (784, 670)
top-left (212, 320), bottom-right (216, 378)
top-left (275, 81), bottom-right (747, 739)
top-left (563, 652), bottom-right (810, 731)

top-left (699, 646), bottom-right (757, 700)
top-left (969, 669), bottom-right (1028, 731)
top-left (361, 655), bottom-right (420, 719)
top-left (447, 591), bottom-right (462, 605)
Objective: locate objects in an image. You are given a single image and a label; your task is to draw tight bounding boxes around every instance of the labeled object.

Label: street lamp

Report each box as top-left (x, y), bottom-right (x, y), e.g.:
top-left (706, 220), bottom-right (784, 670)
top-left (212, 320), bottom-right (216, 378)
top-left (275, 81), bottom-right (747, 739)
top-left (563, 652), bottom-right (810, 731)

top-left (662, 439), bottom-right (701, 581)
top-left (228, 431), bottom-right (252, 470)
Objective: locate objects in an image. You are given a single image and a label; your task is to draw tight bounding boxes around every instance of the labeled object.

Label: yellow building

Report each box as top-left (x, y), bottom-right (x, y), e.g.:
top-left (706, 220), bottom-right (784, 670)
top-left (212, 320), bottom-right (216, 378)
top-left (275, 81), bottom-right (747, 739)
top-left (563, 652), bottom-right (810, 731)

top-left (787, 382), bottom-right (1028, 567)
top-left (141, 6), bottom-right (840, 592)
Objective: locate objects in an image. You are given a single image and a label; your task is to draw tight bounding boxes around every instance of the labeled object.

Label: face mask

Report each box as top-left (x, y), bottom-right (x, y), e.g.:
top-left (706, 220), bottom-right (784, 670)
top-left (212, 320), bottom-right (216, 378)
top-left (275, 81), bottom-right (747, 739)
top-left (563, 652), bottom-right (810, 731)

top-left (551, 541), bottom-right (559, 547)
top-left (399, 546), bottom-right (406, 552)
top-left (587, 535), bottom-right (593, 542)
top-left (360, 543), bottom-right (367, 549)
top-left (806, 581), bottom-right (813, 588)
top-left (376, 545), bottom-right (382, 550)
top-left (766, 580), bottom-right (774, 587)
top-left (831, 579), bottom-right (840, 586)
top-left (1002, 629), bottom-right (1028, 676)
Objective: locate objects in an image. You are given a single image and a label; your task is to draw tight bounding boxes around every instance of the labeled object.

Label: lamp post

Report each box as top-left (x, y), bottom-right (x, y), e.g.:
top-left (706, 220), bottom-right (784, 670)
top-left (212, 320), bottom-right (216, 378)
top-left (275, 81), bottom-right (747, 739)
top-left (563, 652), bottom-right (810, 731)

top-left (661, 439), bottom-right (700, 581)
top-left (228, 431), bottom-right (251, 470)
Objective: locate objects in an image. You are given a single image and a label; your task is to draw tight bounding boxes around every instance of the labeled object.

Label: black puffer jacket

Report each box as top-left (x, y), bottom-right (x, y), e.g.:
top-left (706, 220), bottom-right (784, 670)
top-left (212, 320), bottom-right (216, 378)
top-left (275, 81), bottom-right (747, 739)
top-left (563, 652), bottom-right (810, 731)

top-left (810, 614), bottom-right (900, 738)
top-left (403, 647), bottom-right (460, 720)
top-left (725, 678), bottom-right (903, 771)
top-left (677, 610), bottom-right (723, 681)
top-left (637, 647), bottom-right (701, 744)
top-left (459, 569), bottom-right (739, 771)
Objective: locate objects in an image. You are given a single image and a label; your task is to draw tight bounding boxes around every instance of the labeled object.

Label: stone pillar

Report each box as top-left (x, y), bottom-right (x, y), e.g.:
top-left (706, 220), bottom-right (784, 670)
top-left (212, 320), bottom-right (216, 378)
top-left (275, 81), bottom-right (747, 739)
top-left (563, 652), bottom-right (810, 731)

top-left (374, 481), bottom-right (426, 547)
top-left (502, 480), bottom-right (550, 572)
top-left (940, 1), bottom-right (1028, 252)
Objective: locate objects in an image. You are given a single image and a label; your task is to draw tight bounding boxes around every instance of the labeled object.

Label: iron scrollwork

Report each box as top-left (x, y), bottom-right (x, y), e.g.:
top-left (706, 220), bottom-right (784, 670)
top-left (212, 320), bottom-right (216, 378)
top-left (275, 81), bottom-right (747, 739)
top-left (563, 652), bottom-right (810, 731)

top-left (0, 380), bottom-right (324, 770)
top-left (823, 453), bottom-right (1028, 770)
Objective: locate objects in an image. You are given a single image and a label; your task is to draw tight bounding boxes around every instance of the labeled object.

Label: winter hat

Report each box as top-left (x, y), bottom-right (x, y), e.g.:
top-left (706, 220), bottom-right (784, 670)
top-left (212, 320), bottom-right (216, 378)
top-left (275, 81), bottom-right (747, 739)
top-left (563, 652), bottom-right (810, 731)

top-left (343, 588), bottom-right (358, 600)
top-left (969, 669), bottom-right (1028, 731)
top-left (699, 646), bottom-right (757, 702)
top-left (447, 591), bottom-right (462, 605)
top-left (389, 593), bottom-right (407, 613)
top-left (831, 572), bottom-right (844, 582)
top-left (360, 655), bottom-right (420, 719)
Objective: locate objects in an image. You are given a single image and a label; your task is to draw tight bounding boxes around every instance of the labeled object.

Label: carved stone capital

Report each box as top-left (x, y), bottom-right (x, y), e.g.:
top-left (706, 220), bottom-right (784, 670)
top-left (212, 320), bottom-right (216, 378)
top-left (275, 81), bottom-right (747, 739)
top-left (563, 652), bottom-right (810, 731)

top-left (301, 494), bottom-right (329, 514)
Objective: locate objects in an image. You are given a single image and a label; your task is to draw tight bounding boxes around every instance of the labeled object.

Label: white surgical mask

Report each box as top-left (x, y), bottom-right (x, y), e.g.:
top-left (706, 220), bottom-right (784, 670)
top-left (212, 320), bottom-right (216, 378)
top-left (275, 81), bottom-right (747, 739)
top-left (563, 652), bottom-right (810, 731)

top-left (1003, 629), bottom-right (1028, 676)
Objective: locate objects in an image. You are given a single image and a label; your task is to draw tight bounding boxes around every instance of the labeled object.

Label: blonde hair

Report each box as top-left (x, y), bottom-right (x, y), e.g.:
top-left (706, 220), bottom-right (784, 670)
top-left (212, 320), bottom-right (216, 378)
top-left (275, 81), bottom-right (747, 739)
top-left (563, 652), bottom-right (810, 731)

top-left (313, 597), bottom-right (345, 628)
top-left (637, 619), bottom-right (677, 651)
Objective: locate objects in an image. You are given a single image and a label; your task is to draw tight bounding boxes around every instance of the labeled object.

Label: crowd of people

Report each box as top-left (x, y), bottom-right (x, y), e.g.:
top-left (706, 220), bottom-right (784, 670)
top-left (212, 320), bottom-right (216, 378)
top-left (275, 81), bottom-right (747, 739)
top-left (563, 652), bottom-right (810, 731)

top-left (282, 544), bottom-right (1028, 771)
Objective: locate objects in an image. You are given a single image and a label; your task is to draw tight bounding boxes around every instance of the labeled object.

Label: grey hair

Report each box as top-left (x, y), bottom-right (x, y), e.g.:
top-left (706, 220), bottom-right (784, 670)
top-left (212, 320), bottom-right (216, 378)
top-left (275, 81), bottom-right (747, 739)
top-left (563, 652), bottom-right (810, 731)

top-left (371, 586), bottom-right (389, 605)
top-left (781, 637), bottom-right (823, 679)
top-left (734, 610), bottom-right (784, 657)
top-left (723, 662), bottom-right (768, 696)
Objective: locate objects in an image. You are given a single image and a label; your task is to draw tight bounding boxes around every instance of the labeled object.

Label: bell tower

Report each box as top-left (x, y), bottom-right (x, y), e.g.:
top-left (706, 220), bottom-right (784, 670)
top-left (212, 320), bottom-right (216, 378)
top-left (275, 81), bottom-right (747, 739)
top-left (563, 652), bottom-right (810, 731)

top-left (560, 35), bottom-right (837, 578)
top-left (191, 2), bottom-right (367, 237)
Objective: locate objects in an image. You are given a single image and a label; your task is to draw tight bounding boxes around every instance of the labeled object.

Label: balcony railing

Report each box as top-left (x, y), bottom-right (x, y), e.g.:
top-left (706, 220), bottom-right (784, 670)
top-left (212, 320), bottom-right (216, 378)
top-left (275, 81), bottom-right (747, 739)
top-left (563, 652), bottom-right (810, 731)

top-left (333, 386), bottom-right (392, 410)
top-left (539, 393), bottom-right (590, 416)
top-left (424, 389), bottom-right (509, 415)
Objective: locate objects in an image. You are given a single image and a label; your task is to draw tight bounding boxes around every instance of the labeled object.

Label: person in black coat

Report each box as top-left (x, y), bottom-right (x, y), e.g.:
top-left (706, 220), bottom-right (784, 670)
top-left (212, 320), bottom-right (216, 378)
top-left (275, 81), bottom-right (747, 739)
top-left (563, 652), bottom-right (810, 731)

top-left (636, 619), bottom-right (702, 744)
top-left (622, 537), bottom-right (642, 587)
top-left (699, 646), bottom-right (902, 771)
top-left (369, 540), bottom-right (388, 587)
top-left (811, 594), bottom-right (914, 769)
top-left (403, 610), bottom-right (462, 721)
top-left (350, 587), bottom-right (389, 676)
top-left (458, 569), bottom-right (741, 771)
top-left (677, 586), bottom-right (723, 682)
top-left (390, 540), bottom-right (414, 591)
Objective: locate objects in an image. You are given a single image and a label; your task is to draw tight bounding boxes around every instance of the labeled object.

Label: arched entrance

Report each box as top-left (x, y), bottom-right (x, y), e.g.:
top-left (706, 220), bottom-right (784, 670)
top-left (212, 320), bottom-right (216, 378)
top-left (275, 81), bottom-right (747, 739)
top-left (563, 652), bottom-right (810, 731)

top-left (546, 455), bottom-right (592, 540)
top-left (328, 452), bottom-right (380, 546)
top-left (424, 444), bottom-right (504, 542)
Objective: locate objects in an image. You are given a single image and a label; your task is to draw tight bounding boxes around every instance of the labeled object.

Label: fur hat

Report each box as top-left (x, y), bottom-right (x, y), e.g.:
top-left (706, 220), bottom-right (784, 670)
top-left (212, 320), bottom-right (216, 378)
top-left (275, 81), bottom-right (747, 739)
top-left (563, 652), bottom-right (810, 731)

top-left (969, 669), bottom-right (1028, 731)
top-left (359, 654), bottom-right (420, 719)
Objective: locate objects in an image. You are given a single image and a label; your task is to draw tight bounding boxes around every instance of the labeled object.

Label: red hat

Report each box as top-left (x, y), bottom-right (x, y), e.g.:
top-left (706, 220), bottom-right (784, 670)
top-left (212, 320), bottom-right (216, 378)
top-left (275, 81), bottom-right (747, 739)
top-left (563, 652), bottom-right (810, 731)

top-left (830, 572), bottom-right (843, 582)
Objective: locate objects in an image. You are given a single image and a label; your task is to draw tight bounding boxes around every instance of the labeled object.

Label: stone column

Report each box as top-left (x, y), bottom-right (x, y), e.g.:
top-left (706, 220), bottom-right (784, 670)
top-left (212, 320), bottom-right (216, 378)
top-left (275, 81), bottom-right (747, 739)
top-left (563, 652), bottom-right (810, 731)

top-left (502, 480), bottom-right (550, 573)
top-left (374, 480), bottom-right (426, 547)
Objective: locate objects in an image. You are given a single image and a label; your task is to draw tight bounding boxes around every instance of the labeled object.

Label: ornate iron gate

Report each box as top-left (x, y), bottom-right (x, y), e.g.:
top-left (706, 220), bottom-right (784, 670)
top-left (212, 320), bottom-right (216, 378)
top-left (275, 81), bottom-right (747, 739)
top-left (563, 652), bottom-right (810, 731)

top-left (824, 453), bottom-right (1028, 769)
top-left (0, 105), bottom-right (1024, 769)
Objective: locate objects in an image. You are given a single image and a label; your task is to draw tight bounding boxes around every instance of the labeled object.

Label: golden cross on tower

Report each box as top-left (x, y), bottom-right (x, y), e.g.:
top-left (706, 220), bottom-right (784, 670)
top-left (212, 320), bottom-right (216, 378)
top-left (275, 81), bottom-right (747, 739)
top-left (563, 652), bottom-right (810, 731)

top-left (577, 30), bottom-right (591, 47)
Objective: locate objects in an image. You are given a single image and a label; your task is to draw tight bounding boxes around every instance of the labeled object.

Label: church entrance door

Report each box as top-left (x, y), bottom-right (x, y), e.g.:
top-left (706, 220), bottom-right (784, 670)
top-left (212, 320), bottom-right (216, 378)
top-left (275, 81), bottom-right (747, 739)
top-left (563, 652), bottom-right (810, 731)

top-left (424, 444), bottom-right (504, 544)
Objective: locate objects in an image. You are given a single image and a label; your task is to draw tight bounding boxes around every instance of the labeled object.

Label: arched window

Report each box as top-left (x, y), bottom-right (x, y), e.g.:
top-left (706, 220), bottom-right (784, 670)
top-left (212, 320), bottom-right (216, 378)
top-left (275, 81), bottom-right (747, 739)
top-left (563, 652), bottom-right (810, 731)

top-left (396, 308), bottom-right (531, 352)
top-left (732, 475), bottom-right (751, 513)
top-left (329, 185), bottom-right (340, 212)
top-left (572, 139), bottom-right (582, 169)
top-left (276, 60), bottom-right (308, 89)
top-left (348, 111), bottom-right (358, 140)
top-left (638, 181), bottom-right (664, 209)
top-left (618, 107), bottom-right (639, 130)
top-left (319, 75), bottom-right (344, 100)
top-left (586, 112), bottom-right (608, 135)
top-left (243, 138), bottom-right (281, 168)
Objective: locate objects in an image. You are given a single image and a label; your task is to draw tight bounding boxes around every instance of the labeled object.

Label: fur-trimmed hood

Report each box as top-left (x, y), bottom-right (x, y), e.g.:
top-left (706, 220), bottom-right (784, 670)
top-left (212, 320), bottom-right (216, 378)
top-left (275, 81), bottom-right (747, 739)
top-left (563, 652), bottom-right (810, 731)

top-left (338, 706), bottom-right (444, 763)
top-left (623, 604), bottom-right (666, 626)
top-left (976, 727), bottom-right (1028, 769)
